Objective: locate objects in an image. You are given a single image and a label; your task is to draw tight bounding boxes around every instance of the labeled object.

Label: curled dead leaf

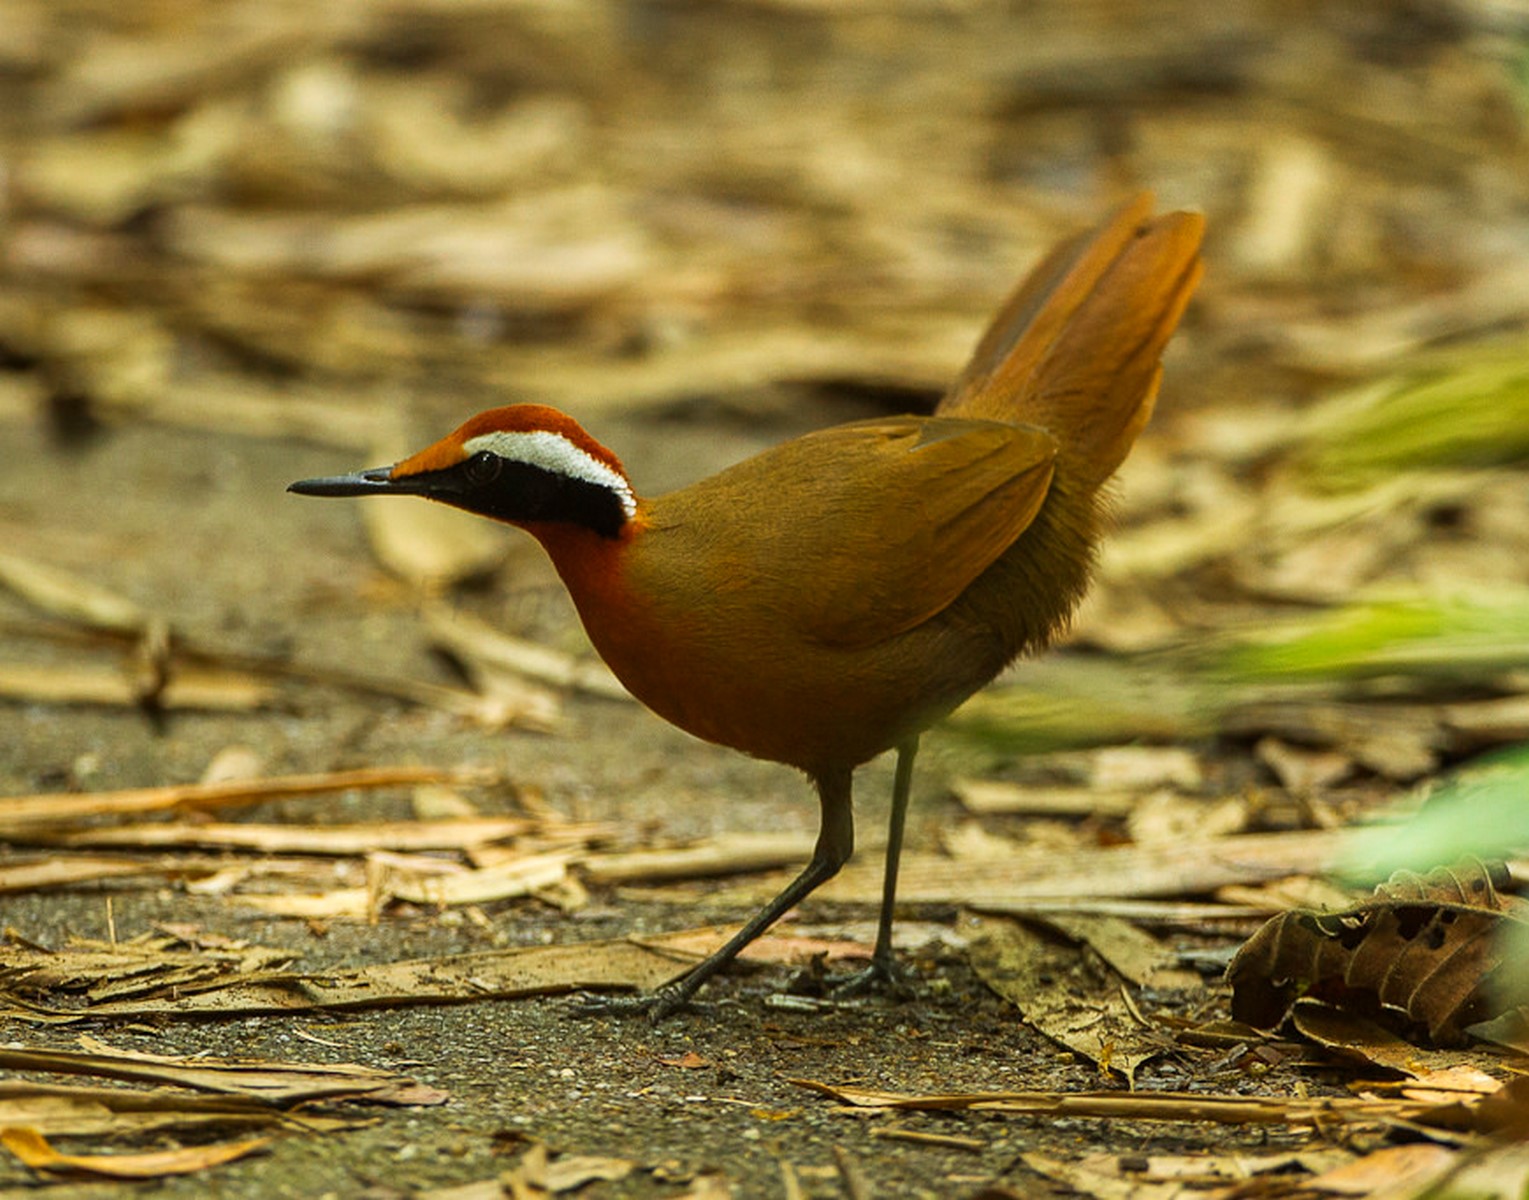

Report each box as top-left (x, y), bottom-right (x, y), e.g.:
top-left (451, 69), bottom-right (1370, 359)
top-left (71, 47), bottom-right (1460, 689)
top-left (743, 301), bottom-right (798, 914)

top-left (1227, 859), bottom-right (1529, 1045)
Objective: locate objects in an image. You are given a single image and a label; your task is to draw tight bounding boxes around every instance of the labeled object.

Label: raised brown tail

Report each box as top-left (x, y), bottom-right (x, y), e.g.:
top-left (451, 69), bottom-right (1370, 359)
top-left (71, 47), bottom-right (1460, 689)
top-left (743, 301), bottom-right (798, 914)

top-left (937, 194), bottom-right (1205, 489)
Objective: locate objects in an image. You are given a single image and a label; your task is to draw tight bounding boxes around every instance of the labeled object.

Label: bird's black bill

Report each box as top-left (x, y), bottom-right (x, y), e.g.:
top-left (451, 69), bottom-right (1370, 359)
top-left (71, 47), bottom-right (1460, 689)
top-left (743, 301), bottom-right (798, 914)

top-left (287, 467), bottom-right (418, 497)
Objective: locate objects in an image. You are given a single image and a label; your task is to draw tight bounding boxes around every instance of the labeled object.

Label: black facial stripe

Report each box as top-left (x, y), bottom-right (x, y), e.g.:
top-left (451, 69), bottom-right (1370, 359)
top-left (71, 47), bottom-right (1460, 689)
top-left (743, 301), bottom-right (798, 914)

top-left (415, 457), bottom-right (627, 538)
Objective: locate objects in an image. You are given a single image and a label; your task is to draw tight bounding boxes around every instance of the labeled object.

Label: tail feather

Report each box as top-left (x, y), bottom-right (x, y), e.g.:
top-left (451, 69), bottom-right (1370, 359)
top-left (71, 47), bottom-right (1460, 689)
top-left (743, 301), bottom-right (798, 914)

top-left (938, 195), bottom-right (1205, 488)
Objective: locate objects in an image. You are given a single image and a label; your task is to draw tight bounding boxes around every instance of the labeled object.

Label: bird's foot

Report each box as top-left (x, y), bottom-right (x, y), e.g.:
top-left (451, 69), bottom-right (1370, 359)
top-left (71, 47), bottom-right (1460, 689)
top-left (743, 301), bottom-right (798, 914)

top-left (830, 953), bottom-right (915, 1000)
top-left (568, 983), bottom-right (709, 1022)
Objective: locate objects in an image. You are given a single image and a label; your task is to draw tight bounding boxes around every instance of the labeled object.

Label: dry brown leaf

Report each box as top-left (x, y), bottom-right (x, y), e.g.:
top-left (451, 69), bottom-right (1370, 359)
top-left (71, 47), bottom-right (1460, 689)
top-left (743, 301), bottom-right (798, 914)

top-left (0, 1125), bottom-right (271, 1179)
top-left (966, 916), bottom-right (1165, 1083)
top-left (1228, 859), bottom-right (1529, 1045)
top-left (1035, 914), bottom-right (1198, 991)
top-left (420, 1140), bottom-right (635, 1198)
top-left (1019, 1151), bottom-right (1211, 1199)
top-left (1128, 1147), bottom-right (1353, 1182)
top-left (1302, 1143), bottom-right (1458, 1197)
top-left (545, 1155), bottom-right (637, 1191)
top-left (1289, 1004), bottom-right (1505, 1098)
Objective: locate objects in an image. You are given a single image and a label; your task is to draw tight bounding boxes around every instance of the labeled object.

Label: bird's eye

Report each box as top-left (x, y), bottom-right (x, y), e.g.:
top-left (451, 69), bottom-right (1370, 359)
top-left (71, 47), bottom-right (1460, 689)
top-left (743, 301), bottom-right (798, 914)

top-left (464, 450), bottom-right (501, 485)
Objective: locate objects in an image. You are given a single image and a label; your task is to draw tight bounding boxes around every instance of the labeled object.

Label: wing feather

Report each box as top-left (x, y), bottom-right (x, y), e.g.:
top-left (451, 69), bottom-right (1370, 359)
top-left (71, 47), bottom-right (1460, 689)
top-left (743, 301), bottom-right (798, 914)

top-left (650, 416), bottom-right (1057, 651)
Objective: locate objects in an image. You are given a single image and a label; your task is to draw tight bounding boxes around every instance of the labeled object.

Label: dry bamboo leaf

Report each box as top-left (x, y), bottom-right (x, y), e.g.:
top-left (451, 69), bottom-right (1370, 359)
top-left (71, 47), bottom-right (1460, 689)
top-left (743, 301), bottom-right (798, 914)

top-left (1255, 736), bottom-right (1354, 794)
top-left (0, 855), bottom-right (160, 893)
top-left (1, 936), bottom-right (296, 1008)
top-left (808, 828), bottom-right (1354, 907)
top-left (582, 832), bottom-right (819, 884)
top-left (112, 373), bottom-right (382, 449)
top-left (674, 1170), bottom-right (734, 1200)
top-left (424, 602), bottom-right (631, 702)
top-left (41, 8), bottom-right (323, 126)
top-left (0, 552), bottom-right (147, 633)
top-left (1221, 700), bottom-right (1444, 782)
top-left (411, 783), bottom-right (481, 820)
top-left (1443, 696), bottom-right (1529, 749)
top-left (481, 321), bottom-right (970, 418)
top-left (0, 1039), bottom-right (441, 1106)
top-left (1, 935), bottom-right (696, 1023)
top-left (165, 196), bottom-right (651, 307)
top-left (787, 1078), bottom-right (1478, 1128)
top-left (236, 849), bottom-right (572, 917)
top-left (1228, 859), bottom-right (1529, 1045)
top-left (966, 916), bottom-right (1164, 1083)
top-left (359, 474), bottom-right (510, 589)
top-left (951, 778), bottom-right (1138, 818)
top-left (37, 816), bottom-right (563, 856)
top-left (1215, 876), bottom-right (1362, 913)
top-left (545, 1154), bottom-right (637, 1192)
top-left (0, 765), bottom-right (493, 836)
top-left (1090, 746), bottom-right (1203, 791)
top-left (0, 1080), bottom-right (352, 1139)
top-left (198, 745), bottom-right (265, 786)
top-left (1125, 793), bottom-right (1250, 846)
top-left (940, 820), bottom-right (1044, 861)
top-left (0, 661), bottom-right (272, 712)
top-left (0, 1125), bottom-right (271, 1179)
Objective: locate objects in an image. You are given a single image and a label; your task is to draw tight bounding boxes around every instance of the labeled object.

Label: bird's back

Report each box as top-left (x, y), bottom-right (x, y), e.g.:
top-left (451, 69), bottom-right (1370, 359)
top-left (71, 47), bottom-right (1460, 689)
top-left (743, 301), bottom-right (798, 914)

top-left (549, 197), bottom-right (1204, 771)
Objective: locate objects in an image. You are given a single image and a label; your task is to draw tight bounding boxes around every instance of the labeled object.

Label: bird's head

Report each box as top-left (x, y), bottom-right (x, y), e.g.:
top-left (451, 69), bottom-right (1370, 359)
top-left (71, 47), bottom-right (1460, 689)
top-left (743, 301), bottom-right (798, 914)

top-left (288, 405), bottom-right (637, 539)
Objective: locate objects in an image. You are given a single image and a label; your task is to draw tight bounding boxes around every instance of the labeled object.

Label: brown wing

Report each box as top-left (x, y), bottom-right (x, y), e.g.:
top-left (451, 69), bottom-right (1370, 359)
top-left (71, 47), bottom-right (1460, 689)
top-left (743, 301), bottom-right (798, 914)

top-left (649, 416), bottom-right (1057, 651)
top-left (940, 194), bottom-right (1205, 487)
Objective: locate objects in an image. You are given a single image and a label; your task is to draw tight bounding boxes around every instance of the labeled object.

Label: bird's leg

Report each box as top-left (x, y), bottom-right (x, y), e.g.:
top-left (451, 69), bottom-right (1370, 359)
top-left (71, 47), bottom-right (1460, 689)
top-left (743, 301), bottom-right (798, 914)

top-left (576, 766), bottom-right (855, 1021)
top-left (833, 736), bottom-right (918, 997)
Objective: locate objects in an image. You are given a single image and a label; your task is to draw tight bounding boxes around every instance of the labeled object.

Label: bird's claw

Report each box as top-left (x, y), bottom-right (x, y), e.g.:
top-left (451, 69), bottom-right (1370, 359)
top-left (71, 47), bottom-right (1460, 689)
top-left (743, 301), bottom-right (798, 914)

top-left (567, 985), bottom-right (707, 1022)
top-left (831, 954), bottom-right (915, 1000)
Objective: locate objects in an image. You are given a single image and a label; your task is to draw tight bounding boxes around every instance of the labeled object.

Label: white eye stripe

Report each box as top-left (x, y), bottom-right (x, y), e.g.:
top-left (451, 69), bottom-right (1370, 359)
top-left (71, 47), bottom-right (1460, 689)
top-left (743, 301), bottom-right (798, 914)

top-left (463, 430), bottom-right (636, 518)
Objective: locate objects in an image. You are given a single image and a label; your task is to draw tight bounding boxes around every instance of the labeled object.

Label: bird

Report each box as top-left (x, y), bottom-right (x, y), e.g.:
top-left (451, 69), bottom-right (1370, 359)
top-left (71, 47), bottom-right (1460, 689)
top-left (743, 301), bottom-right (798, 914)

top-left (290, 194), bottom-right (1205, 1019)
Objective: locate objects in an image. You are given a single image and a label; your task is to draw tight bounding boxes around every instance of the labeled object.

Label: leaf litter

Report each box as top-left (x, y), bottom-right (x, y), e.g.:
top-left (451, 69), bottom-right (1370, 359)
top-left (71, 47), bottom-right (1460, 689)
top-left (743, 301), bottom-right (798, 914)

top-left (3, 1), bottom-right (1529, 1193)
